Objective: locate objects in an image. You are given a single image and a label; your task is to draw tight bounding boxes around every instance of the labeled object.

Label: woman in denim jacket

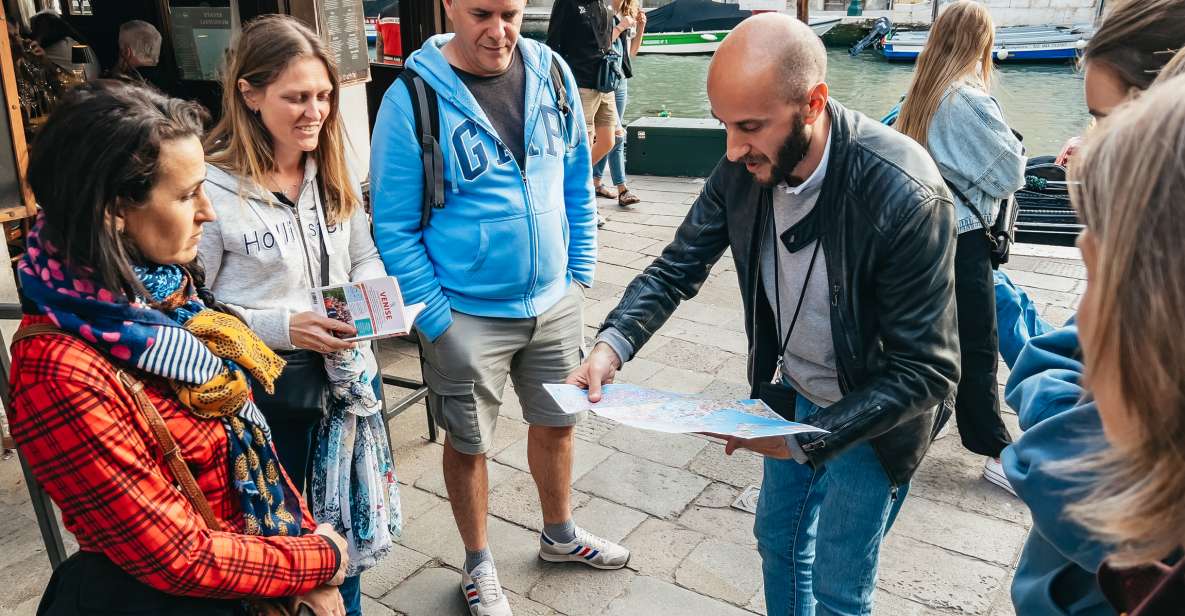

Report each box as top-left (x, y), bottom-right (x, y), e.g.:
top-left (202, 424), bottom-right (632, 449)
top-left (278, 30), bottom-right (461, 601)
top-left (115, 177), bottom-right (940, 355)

top-left (895, 0), bottom-right (1025, 493)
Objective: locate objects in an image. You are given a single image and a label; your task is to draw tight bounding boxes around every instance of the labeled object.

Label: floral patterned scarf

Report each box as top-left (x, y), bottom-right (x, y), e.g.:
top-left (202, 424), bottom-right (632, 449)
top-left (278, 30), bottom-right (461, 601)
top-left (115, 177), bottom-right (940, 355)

top-left (18, 214), bottom-right (303, 537)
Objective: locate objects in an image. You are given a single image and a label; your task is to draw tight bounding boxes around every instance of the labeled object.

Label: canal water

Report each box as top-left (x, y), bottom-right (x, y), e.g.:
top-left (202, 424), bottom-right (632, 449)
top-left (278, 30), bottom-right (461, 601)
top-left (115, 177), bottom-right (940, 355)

top-left (625, 48), bottom-right (1090, 156)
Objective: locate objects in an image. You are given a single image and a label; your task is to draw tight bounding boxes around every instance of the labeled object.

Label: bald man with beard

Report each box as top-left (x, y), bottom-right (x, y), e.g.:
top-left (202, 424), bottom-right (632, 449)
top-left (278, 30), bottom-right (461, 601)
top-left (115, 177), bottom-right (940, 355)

top-left (567, 14), bottom-right (961, 616)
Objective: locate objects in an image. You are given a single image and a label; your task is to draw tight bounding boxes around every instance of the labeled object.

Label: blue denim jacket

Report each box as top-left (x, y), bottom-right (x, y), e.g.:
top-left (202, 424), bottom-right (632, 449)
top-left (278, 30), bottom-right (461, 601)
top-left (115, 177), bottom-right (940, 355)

top-left (928, 84), bottom-right (1026, 234)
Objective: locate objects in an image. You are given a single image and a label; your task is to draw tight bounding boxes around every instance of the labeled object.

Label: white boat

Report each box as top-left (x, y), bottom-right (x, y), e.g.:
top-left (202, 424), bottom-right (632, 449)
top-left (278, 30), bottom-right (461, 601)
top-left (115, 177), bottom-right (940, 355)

top-left (637, 0), bottom-right (841, 55)
top-left (639, 18), bottom-right (841, 54)
top-left (882, 24), bottom-right (1092, 62)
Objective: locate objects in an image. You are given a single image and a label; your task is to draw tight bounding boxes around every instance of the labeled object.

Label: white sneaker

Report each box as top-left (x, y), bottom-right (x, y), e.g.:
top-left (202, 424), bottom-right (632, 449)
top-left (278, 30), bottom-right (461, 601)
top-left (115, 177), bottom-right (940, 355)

top-left (461, 561), bottom-right (512, 616)
top-left (983, 457), bottom-right (1017, 496)
top-left (539, 526), bottom-right (630, 570)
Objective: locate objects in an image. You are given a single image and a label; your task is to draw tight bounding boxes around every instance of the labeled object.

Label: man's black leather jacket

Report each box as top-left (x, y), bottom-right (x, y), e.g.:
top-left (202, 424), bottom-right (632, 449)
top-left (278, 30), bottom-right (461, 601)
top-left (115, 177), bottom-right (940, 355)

top-left (600, 99), bottom-right (960, 485)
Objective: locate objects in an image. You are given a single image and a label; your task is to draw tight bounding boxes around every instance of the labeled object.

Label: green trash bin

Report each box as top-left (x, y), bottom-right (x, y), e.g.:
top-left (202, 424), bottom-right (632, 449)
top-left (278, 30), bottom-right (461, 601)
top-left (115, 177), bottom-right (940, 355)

top-left (625, 117), bottom-right (726, 178)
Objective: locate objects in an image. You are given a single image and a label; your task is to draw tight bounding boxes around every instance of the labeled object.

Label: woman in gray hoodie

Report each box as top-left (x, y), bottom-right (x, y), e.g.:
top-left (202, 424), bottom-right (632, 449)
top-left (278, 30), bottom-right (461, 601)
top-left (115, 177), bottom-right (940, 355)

top-left (197, 16), bottom-right (395, 616)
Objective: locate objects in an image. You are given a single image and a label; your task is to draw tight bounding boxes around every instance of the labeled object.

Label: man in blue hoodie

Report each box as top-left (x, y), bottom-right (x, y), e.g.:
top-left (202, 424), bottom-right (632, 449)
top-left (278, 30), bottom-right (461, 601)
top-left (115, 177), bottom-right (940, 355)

top-left (370, 0), bottom-right (622, 614)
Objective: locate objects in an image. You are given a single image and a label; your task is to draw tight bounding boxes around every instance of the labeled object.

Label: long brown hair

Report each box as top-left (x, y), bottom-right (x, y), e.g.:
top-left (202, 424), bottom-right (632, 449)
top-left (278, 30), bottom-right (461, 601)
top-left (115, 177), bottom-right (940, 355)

top-left (895, 1), bottom-right (995, 148)
top-left (1083, 0), bottom-right (1185, 92)
top-left (1065, 75), bottom-right (1185, 567)
top-left (204, 15), bottom-right (358, 224)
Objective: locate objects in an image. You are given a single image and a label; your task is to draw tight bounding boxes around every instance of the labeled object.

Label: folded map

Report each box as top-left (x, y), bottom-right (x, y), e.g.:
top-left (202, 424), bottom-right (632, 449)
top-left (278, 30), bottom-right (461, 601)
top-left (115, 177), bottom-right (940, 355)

top-left (543, 383), bottom-right (827, 439)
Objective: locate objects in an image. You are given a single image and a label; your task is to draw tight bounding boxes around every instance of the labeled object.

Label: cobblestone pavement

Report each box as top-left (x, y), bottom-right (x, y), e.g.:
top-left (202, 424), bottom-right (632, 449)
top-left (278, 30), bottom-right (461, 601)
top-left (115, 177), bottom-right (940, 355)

top-left (0, 175), bottom-right (1087, 616)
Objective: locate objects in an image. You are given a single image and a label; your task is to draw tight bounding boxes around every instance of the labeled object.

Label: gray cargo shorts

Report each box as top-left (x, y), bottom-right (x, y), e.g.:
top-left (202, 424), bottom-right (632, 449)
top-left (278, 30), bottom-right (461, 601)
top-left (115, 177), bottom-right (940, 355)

top-left (417, 283), bottom-right (587, 455)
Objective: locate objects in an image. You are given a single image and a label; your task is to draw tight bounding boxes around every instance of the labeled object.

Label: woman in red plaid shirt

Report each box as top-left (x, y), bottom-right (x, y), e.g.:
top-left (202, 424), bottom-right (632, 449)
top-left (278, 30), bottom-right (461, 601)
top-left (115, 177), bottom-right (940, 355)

top-left (7, 81), bottom-right (350, 615)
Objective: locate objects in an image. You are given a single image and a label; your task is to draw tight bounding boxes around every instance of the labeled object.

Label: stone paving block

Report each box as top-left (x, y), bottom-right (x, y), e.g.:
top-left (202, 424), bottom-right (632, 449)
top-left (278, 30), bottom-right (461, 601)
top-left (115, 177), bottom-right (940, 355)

top-left (598, 246), bottom-right (647, 268)
top-left (664, 317), bottom-right (750, 355)
top-left (693, 482), bottom-right (743, 508)
top-left (0, 595), bottom-right (40, 616)
top-left (701, 379), bottom-right (753, 401)
top-left (1011, 243), bottom-right (1081, 260)
top-left (622, 517), bottom-right (706, 579)
top-left (614, 356), bottom-right (666, 384)
top-left (890, 496), bottom-right (1027, 567)
top-left (687, 445), bottom-right (764, 489)
top-left (871, 590), bottom-right (945, 616)
top-left (573, 497), bottom-right (649, 543)
top-left (487, 414), bottom-right (531, 457)
top-left (635, 225), bottom-right (678, 242)
top-left (359, 595), bottom-right (396, 616)
top-left (493, 436), bottom-right (614, 482)
top-left (642, 214), bottom-right (689, 228)
top-left (573, 414), bottom-right (617, 443)
top-left (575, 453), bottom-right (710, 518)
top-left (395, 484), bottom-right (444, 525)
top-left (414, 458), bottom-right (518, 500)
top-left (387, 406), bottom-right (435, 453)
top-left (0, 508), bottom-right (52, 566)
top-left (637, 337), bottom-right (734, 375)
top-left (393, 439), bottom-right (444, 487)
top-left (747, 587), bottom-right (766, 614)
top-left (631, 189), bottom-right (696, 205)
top-left (674, 301), bottom-right (747, 333)
top-left (1021, 285), bottom-right (1079, 309)
top-left (908, 436), bottom-right (1032, 526)
top-left (527, 564), bottom-right (634, 616)
top-left (506, 590), bottom-right (560, 615)
top-left (597, 230), bottom-right (659, 253)
top-left (0, 552), bottom-right (52, 611)
top-left (378, 567), bottom-right (468, 615)
top-left (675, 538), bottom-right (764, 605)
top-left (595, 262), bottom-right (645, 287)
top-left (605, 575), bottom-right (753, 616)
top-left (360, 543), bottom-right (432, 599)
top-left (877, 534), bottom-right (1010, 614)
top-left (1031, 258), bottom-right (1087, 280)
top-left (1001, 269), bottom-right (1078, 292)
top-left (598, 424), bottom-right (708, 468)
top-left (600, 220), bottom-right (648, 234)
top-left (488, 469), bottom-right (591, 531)
top-left (581, 299), bottom-right (617, 328)
top-left (582, 281), bottom-right (625, 302)
top-left (676, 503), bottom-right (758, 548)
top-left (1042, 305), bottom-right (1077, 328)
top-left (713, 354), bottom-right (750, 383)
top-left (642, 365), bottom-right (715, 394)
top-left (399, 501), bottom-right (548, 595)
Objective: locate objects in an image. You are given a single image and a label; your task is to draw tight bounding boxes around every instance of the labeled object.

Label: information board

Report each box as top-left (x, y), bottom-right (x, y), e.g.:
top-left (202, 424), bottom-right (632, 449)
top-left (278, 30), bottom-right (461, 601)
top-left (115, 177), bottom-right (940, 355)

top-left (320, 0), bottom-right (371, 85)
top-left (169, 1), bottom-right (234, 82)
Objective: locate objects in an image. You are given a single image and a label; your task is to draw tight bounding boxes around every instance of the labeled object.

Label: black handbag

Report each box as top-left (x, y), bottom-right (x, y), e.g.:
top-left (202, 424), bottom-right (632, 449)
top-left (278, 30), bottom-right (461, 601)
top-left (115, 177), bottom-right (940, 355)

top-left (253, 182), bottom-right (333, 424)
top-left (945, 180), bottom-right (1017, 269)
top-left (596, 50), bottom-right (623, 93)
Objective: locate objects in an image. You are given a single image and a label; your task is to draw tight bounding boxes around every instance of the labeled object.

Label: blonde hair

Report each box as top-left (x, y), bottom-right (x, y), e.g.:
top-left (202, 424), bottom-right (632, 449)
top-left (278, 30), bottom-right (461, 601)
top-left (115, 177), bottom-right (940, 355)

top-left (1153, 47), bottom-right (1185, 84)
top-left (204, 15), bottom-right (358, 224)
top-left (621, 0), bottom-right (641, 18)
top-left (896, 1), bottom-right (995, 148)
top-left (1065, 74), bottom-right (1185, 567)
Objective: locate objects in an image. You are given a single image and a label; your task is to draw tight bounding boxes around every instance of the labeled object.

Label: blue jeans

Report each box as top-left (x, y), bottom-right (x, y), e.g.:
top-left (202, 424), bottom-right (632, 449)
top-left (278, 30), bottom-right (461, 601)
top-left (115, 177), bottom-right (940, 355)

top-left (754, 394), bottom-right (909, 616)
top-left (592, 80), bottom-right (628, 187)
top-left (339, 574), bottom-right (362, 615)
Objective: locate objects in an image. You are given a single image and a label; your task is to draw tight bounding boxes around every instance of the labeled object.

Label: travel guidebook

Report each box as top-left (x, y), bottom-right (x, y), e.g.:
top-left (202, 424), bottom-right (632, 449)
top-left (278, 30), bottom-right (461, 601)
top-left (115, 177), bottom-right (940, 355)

top-left (543, 383), bottom-right (828, 439)
top-left (310, 276), bottom-right (425, 342)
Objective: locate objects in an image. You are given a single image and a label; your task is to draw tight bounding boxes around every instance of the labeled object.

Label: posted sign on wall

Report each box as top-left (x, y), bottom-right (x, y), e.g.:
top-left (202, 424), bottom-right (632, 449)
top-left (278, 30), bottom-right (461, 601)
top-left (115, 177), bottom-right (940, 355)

top-left (319, 0), bottom-right (371, 85)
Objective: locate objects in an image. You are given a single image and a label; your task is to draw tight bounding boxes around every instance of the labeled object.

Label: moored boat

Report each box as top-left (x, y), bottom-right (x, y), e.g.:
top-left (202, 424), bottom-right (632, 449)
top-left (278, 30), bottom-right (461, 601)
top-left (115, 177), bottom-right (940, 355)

top-left (881, 24), bottom-right (1092, 62)
top-left (637, 0), bottom-right (841, 55)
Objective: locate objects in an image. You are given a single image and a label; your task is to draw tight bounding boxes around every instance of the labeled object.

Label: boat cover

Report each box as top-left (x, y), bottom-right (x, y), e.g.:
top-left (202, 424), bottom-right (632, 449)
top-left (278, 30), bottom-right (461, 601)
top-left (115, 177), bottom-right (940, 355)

top-left (645, 0), bottom-right (752, 33)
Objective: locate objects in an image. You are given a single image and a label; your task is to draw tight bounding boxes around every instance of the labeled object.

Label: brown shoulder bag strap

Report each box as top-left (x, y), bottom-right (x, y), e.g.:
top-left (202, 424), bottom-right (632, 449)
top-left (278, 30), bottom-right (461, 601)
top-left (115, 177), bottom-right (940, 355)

top-left (12, 324), bottom-right (223, 532)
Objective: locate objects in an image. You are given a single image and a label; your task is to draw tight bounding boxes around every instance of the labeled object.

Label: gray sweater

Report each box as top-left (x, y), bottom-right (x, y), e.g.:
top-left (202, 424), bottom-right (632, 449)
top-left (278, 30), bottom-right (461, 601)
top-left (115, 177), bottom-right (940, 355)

top-left (197, 159), bottom-right (387, 350)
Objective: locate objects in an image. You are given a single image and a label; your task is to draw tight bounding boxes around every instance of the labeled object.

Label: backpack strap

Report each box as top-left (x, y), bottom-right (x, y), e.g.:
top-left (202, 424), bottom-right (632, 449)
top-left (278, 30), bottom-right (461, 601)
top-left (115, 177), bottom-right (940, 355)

top-left (398, 67), bottom-right (445, 229)
top-left (548, 56), bottom-right (570, 119)
top-left (10, 324), bottom-right (223, 531)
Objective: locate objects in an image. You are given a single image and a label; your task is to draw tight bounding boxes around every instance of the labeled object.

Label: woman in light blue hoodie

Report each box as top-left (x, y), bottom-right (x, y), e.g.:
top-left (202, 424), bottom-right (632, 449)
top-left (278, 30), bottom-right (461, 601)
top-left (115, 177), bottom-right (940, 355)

top-left (895, 0), bottom-right (1026, 492)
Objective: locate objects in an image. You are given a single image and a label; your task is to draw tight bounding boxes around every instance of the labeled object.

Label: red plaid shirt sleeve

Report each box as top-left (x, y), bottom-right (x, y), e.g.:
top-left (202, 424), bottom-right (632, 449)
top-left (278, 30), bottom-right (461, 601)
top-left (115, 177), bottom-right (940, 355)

top-left (8, 333), bottom-right (340, 599)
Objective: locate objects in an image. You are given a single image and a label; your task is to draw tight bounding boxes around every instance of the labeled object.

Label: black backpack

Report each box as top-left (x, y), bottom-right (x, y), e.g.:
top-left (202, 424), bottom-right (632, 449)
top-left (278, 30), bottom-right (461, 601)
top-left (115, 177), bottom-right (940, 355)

top-left (397, 58), bottom-right (571, 229)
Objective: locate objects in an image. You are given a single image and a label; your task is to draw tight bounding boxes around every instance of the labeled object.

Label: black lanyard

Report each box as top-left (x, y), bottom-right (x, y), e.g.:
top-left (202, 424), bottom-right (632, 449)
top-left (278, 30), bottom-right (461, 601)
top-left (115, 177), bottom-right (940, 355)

top-left (771, 223), bottom-right (822, 385)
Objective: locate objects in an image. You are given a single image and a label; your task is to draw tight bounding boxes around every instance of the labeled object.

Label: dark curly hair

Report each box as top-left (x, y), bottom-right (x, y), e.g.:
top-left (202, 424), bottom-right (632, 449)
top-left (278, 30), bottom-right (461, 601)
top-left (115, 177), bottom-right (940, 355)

top-left (27, 79), bottom-right (209, 297)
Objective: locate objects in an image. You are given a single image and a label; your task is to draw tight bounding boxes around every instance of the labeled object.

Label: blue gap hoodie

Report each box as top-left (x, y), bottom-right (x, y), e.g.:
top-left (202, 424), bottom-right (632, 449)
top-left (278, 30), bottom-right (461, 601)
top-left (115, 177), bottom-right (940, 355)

top-left (1000, 310), bottom-right (1114, 615)
top-left (370, 34), bottom-right (597, 341)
